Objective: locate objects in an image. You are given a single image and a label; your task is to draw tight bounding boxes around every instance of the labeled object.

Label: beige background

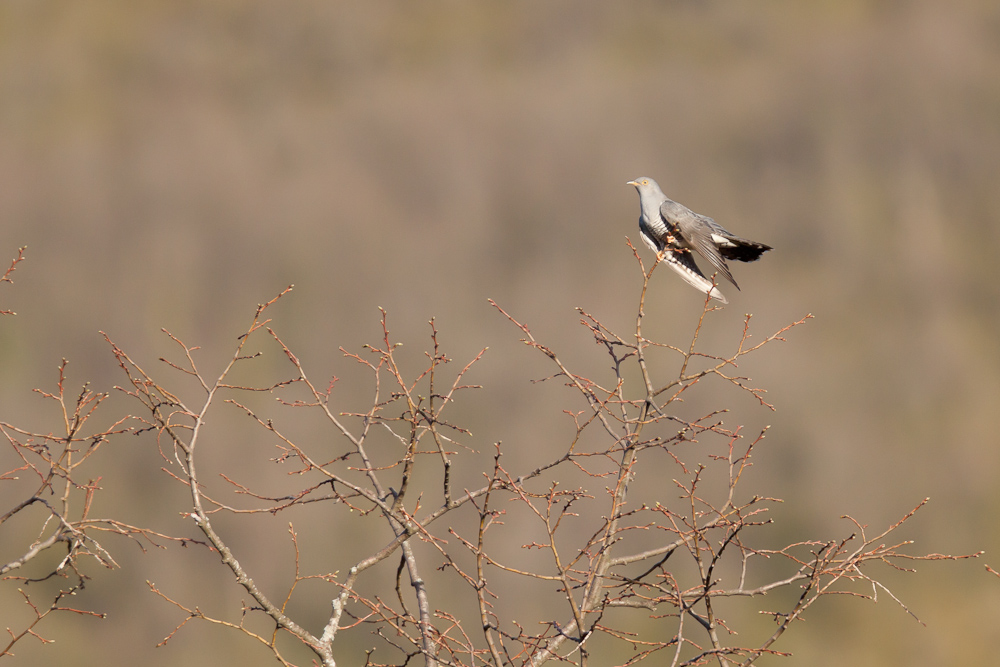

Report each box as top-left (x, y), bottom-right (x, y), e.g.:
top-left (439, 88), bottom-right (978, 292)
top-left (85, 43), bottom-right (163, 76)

top-left (1, 1), bottom-right (998, 664)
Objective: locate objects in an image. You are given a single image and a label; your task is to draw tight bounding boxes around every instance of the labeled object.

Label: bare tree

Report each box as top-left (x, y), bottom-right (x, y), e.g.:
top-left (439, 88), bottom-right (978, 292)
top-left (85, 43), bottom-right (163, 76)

top-left (0, 247), bottom-right (25, 317)
top-left (96, 241), bottom-right (978, 667)
top-left (0, 247), bottom-right (187, 658)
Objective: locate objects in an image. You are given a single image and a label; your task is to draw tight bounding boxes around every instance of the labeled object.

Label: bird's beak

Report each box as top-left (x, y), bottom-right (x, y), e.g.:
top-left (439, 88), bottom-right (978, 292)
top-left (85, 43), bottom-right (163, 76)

top-left (626, 180), bottom-right (638, 187)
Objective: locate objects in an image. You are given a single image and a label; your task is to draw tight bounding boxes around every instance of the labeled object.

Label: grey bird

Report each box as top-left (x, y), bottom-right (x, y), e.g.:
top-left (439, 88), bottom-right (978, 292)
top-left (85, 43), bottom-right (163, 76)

top-left (627, 177), bottom-right (772, 304)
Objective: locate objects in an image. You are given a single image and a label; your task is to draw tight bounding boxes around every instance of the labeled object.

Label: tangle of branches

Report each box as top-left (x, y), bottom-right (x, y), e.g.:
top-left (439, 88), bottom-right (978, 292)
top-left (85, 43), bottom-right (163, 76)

top-left (1, 244), bottom-right (980, 665)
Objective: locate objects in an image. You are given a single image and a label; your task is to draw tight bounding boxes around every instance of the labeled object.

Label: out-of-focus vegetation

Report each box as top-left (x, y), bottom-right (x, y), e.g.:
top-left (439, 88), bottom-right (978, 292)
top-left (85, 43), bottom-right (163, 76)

top-left (1, 1), bottom-right (998, 665)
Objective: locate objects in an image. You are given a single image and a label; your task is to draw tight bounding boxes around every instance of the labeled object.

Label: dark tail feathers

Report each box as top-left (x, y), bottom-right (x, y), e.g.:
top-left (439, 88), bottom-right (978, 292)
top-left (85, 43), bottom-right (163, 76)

top-left (720, 238), bottom-right (772, 263)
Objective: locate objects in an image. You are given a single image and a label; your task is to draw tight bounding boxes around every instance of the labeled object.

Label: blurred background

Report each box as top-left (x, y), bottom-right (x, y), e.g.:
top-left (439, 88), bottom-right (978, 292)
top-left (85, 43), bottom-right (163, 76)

top-left (2, 1), bottom-right (999, 664)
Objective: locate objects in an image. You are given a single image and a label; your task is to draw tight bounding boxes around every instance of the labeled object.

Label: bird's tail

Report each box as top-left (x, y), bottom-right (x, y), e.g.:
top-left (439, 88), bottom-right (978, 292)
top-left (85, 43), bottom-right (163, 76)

top-left (661, 251), bottom-right (728, 304)
top-left (718, 237), bottom-right (772, 263)
top-left (707, 284), bottom-right (728, 304)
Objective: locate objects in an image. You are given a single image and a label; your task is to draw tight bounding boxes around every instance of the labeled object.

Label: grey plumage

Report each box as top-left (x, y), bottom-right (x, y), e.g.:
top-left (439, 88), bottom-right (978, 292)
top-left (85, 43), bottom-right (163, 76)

top-left (627, 177), bottom-right (771, 303)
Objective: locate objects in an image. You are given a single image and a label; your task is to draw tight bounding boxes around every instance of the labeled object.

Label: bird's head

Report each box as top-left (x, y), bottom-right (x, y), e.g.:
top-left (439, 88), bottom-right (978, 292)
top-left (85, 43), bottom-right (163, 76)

top-left (627, 177), bottom-right (665, 204)
top-left (627, 176), bottom-right (660, 192)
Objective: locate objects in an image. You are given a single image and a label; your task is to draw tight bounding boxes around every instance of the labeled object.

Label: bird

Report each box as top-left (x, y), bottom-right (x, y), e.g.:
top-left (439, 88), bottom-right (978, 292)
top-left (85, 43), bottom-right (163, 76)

top-left (627, 177), bottom-right (772, 304)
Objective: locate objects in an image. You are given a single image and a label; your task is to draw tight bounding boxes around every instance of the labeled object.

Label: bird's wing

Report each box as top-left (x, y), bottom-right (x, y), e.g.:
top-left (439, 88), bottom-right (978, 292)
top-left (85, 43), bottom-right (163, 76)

top-left (660, 248), bottom-right (728, 304)
top-left (662, 202), bottom-right (739, 289)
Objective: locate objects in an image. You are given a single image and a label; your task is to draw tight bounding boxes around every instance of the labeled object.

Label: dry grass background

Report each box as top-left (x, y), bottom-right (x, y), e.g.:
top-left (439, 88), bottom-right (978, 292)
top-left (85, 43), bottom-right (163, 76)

top-left (2, 1), bottom-right (999, 664)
